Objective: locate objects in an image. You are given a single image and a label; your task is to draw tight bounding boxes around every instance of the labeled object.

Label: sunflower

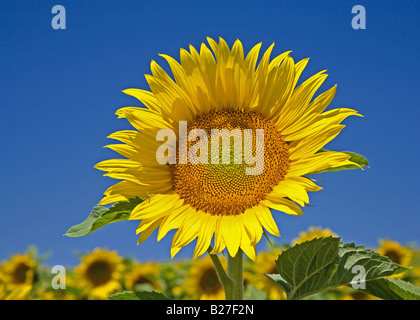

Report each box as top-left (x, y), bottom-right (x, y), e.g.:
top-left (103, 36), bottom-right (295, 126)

top-left (95, 37), bottom-right (361, 260)
top-left (337, 286), bottom-right (377, 300)
top-left (413, 265), bottom-right (420, 286)
top-left (0, 278), bottom-right (5, 300)
top-left (124, 262), bottom-right (162, 292)
top-left (252, 250), bottom-right (286, 300)
top-left (2, 285), bottom-right (32, 300)
top-left (184, 255), bottom-right (226, 300)
top-left (292, 226), bottom-right (338, 245)
top-left (32, 288), bottom-right (77, 300)
top-left (74, 248), bottom-right (124, 299)
top-left (377, 240), bottom-right (412, 278)
top-left (2, 253), bottom-right (36, 290)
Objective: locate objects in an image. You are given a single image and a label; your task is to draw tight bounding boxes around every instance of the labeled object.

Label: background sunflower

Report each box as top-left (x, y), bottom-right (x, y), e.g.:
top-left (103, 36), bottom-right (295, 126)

top-left (184, 255), bottom-right (226, 300)
top-left (1, 253), bottom-right (36, 291)
top-left (74, 248), bottom-right (124, 299)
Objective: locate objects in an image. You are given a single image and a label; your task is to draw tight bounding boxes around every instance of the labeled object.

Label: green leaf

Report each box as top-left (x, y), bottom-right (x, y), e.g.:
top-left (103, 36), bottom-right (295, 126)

top-left (266, 237), bottom-right (411, 300)
top-left (312, 149), bottom-right (369, 174)
top-left (108, 291), bottom-right (141, 300)
top-left (364, 278), bottom-right (420, 300)
top-left (265, 273), bottom-right (293, 294)
top-left (270, 237), bottom-right (341, 299)
top-left (108, 290), bottom-right (173, 300)
top-left (244, 285), bottom-right (268, 300)
top-left (64, 197), bottom-right (143, 237)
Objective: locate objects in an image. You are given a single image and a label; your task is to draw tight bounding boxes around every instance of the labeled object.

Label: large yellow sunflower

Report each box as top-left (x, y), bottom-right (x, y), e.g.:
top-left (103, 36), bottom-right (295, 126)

top-left (95, 37), bottom-right (361, 260)
top-left (74, 248), bottom-right (124, 299)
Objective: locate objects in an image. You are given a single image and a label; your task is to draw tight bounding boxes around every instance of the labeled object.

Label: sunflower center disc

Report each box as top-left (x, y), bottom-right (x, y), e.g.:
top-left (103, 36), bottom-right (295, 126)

top-left (170, 108), bottom-right (290, 216)
top-left (86, 260), bottom-right (113, 286)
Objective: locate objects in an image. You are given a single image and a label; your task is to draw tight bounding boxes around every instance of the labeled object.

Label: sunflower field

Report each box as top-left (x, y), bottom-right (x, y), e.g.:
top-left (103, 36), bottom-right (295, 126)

top-left (1, 227), bottom-right (419, 300)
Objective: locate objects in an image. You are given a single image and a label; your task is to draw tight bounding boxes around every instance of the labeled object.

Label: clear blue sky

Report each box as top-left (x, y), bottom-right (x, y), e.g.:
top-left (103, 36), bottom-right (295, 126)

top-left (1, 0), bottom-right (419, 267)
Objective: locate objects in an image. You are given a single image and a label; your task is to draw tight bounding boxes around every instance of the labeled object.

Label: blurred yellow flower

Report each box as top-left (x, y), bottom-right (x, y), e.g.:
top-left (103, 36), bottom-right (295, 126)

top-left (377, 240), bottom-right (412, 266)
top-left (33, 287), bottom-right (77, 300)
top-left (4, 284), bottom-right (32, 300)
top-left (412, 265), bottom-right (420, 286)
top-left (184, 255), bottom-right (225, 300)
top-left (124, 262), bottom-right (162, 292)
top-left (338, 286), bottom-right (377, 300)
top-left (0, 283), bottom-right (5, 300)
top-left (377, 239), bottom-right (412, 279)
top-left (292, 226), bottom-right (338, 245)
top-left (252, 250), bottom-right (286, 300)
top-left (74, 248), bottom-right (124, 299)
top-left (2, 253), bottom-right (36, 290)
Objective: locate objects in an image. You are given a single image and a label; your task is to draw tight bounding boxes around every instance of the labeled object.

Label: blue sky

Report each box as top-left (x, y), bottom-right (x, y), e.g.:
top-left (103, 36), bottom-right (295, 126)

top-left (0, 0), bottom-right (419, 267)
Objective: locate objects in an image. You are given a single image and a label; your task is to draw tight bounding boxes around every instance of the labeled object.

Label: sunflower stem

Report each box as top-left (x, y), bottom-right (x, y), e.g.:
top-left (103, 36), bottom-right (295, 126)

top-left (227, 249), bottom-right (244, 300)
top-left (207, 246), bottom-right (233, 297)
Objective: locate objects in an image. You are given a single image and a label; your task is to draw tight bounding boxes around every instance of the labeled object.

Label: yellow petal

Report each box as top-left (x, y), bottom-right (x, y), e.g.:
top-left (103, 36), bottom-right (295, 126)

top-left (210, 217), bottom-right (225, 255)
top-left (242, 207), bottom-right (263, 245)
top-left (268, 179), bottom-right (310, 206)
top-left (170, 246), bottom-right (182, 259)
top-left (262, 198), bottom-right (303, 216)
top-left (277, 71), bottom-right (328, 132)
top-left (171, 210), bottom-right (202, 248)
top-left (221, 215), bottom-right (241, 257)
top-left (288, 125), bottom-right (345, 160)
top-left (94, 159), bottom-right (141, 173)
top-left (145, 75), bottom-right (196, 122)
top-left (129, 193), bottom-right (179, 220)
top-left (254, 204), bottom-right (280, 237)
top-left (244, 42), bottom-right (262, 72)
top-left (288, 151), bottom-right (354, 176)
top-left (157, 204), bottom-right (192, 241)
top-left (136, 217), bottom-right (164, 244)
top-left (240, 232), bottom-right (256, 261)
top-left (193, 215), bottom-right (217, 259)
top-left (159, 53), bottom-right (188, 90)
top-left (116, 107), bottom-right (173, 132)
top-left (122, 89), bottom-right (161, 113)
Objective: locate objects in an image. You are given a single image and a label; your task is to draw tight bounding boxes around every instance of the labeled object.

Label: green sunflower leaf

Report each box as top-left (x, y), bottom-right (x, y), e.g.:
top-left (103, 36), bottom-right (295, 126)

top-left (108, 290), bottom-right (173, 300)
top-left (362, 278), bottom-right (420, 300)
top-left (64, 197), bottom-right (143, 237)
top-left (266, 237), bottom-right (411, 300)
top-left (312, 149), bottom-right (369, 174)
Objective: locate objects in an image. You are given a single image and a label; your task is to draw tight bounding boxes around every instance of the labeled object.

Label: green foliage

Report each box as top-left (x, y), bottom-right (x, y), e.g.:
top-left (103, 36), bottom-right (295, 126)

top-left (108, 290), bottom-right (173, 300)
top-left (266, 237), bottom-right (419, 300)
top-left (64, 197), bottom-right (143, 237)
top-left (364, 278), bottom-right (420, 300)
top-left (313, 149), bottom-right (369, 173)
top-left (244, 285), bottom-right (268, 300)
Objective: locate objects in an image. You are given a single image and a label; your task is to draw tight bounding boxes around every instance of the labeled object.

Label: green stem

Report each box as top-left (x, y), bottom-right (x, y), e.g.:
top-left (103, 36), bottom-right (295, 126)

top-left (207, 246), bottom-right (233, 296)
top-left (207, 246), bottom-right (244, 300)
top-left (227, 248), bottom-right (244, 300)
